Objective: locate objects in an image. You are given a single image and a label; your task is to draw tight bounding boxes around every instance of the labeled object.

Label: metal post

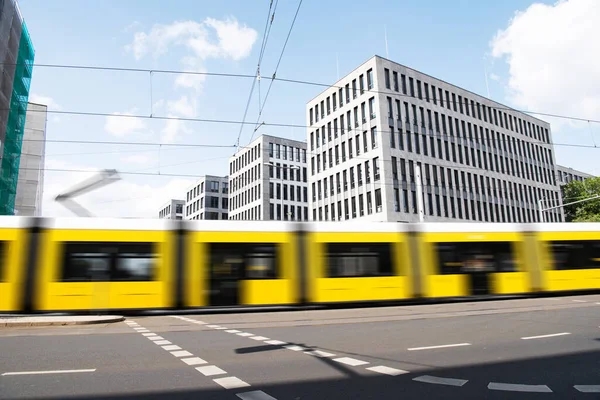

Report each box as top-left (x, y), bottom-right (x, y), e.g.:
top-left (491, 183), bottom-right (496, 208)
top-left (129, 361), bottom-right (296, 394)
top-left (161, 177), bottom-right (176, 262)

top-left (538, 199), bottom-right (544, 223)
top-left (414, 163), bottom-right (425, 222)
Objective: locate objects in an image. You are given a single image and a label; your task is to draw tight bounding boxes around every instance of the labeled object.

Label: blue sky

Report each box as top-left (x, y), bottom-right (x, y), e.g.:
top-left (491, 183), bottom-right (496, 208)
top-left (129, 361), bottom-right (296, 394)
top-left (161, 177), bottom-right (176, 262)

top-left (18, 0), bottom-right (600, 217)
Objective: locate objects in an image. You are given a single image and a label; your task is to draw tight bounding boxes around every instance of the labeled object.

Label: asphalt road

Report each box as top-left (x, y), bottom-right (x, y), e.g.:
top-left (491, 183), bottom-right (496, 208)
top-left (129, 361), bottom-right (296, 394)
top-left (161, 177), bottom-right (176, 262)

top-left (2, 295), bottom-right (600, 399)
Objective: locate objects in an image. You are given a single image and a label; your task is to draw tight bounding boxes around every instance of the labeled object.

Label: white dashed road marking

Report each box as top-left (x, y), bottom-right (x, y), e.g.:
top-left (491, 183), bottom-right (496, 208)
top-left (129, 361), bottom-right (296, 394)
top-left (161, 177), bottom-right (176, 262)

top-left (521, 332), bottom-right (570, 340)
top-left (366, 366), bottom-right (409, 376)
top-left (333, 357), bottom-right (369, 366)
top-left (284, 345), bottom-right (306, 351)
top-left (575, 385), bottom-right (600, 393)
top-left (250, 336), bottom-right (270, 341)
top-left (573, 300), bottom-right (586, 303)
top-left (413, 375), bottom-right (468, 387)
top-left (408, 343), bottom-right (471, 351)
top-left (181, 357), bottom-right (207, 366)
top-left (213, 376), bottom-right (251, 389)
top-left (237, 333), bottom-right (254, 337)
top-left (128, 320), bottom-right (278, 398)
top-left (171, 350), bottom-right (193, 357)
top-left (488, 382), bottom-right (552, 393)
top-left (226, 330), bottom-right (241, 333)
top-left (2, 369), bottom-right (96, 376)
top-left (305, 350), bottom-right (335, 357)
top-left (265, 340), bottom-right (287, 346)
top-left (237, 390), bottom-right (278, 400)
top-left (196, 365), bottom-right (227, 377)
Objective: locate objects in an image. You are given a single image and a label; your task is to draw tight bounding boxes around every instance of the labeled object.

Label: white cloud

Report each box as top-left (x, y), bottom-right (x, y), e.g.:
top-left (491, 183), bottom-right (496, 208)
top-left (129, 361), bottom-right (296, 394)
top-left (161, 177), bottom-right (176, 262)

top-left (490, 0), bottom-right (600, 130)
top-left (127, 17), bottom-right (257, 94)
top-left (42, 159), bottom-right (194, 218)
top-left (29, 94), bottom-right (60, 110)
top-left (489, 73), bottom-right (500, 81)
top-left (105, 109), bottom-right (146, 137)
top-left (167, 95), bottom-right (197, 118)
top-left (161, 117), bottom-right (190, 144)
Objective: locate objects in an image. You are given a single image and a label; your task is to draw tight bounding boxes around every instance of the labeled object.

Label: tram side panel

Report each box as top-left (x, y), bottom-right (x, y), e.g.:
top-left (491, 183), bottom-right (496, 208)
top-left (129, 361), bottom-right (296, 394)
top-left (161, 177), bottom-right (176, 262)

top-left (419, 225), bottom-right (532, 298)
top-left (34, 220), bottom-right (174, 311)
top-left (537, 226), bottom-right (600, 292)
top-left (306, 224), bottom-right (411, 304)
top-left (0, 219), bottom-right (29, 312)
top-left (184, 222), bottom-right (297, 308)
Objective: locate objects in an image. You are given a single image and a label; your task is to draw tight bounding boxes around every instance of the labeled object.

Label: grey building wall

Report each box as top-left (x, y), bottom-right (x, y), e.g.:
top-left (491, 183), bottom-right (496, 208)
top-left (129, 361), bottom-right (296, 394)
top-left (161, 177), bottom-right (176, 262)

top-left (306, 55), bottom-right (563, 223)
top-left (229, 134), bottom-right (309, 221)
top-left (185, 175), bottom-right (228, 220)
top-left (15, 102), bottom-right (46, 216)
top-left (158, 199), bottom-right (184, 220)
top-left (556, 165), bottom-right (593, 186)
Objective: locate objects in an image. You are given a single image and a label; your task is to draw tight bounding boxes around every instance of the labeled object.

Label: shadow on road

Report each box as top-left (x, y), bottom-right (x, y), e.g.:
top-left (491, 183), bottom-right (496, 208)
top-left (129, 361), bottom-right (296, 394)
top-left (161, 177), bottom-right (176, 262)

top-left (12, 350), bottom-right (600, 400)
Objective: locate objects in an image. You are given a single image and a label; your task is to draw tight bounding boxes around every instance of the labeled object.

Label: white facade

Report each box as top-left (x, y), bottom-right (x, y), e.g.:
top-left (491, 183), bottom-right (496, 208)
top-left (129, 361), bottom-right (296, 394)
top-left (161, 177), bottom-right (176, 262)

top-left (158, 199), bottom-right (184, 220)
top-left (229, 134), bottom-right (309, 221)
top-left (185, 175), bottom-right (228, 220)
top-left (15, 102), bottom-right (46, 216)
top-left (307, 55), bottom-right (562, 223)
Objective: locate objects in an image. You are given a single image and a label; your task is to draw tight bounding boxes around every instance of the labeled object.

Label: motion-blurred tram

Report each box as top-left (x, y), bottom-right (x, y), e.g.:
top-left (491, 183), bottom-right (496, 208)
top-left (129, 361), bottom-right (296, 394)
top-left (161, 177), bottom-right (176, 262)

top-left (1, 216), bottom-right (600, 313)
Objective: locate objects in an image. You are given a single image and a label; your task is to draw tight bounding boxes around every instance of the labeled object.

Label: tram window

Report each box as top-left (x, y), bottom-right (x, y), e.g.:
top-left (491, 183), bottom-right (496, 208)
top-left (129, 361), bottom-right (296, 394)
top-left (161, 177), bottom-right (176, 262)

top-left (325, 243), bottom-right (393, 277)
top-left (61, 242), bottom-right (156, 282)
top-left (549, 241), bottom-right (600, 270)
top-left (0, 241), bottom-right (5, 282)
top-left (436, 242), bottom-right (517, 275)
top-left (209, 243), bottom-right (278, 279)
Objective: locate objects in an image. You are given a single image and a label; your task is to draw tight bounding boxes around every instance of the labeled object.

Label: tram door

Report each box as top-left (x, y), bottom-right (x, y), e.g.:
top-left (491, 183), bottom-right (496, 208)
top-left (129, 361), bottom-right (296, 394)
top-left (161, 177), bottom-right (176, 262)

top-left (209, 244), bottom-right (243, 306)
top-left (437, 242), bottom-right (516, 296)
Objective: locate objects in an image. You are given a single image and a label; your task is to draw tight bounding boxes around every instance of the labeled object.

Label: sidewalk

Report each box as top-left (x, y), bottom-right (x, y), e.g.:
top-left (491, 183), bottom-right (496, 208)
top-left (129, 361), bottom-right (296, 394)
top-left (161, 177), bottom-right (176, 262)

top-left (0, 315), bottom-right (124, 327)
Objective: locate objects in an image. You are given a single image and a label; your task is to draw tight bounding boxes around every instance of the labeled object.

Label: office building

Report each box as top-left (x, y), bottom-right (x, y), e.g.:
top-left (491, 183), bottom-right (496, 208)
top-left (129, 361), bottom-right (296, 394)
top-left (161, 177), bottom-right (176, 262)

top-left (556, 165), bottom-right (593, 186)
top-left (0, 0), bottom-right (35, 215)
top-left (158, 199), bottom-right (184, 220)
top-left (185, 175), bottom-right (228, 220)
top-left (14, 102), bottom-right (46, 216)
top-left (306, 55), bottom-right (562, 223)
top-left (229, 134), bottom-right (309, 221)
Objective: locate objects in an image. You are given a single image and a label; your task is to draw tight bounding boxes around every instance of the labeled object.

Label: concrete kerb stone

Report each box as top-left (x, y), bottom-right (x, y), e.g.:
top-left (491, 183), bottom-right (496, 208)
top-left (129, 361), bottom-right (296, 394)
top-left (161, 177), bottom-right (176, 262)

top-left (0, 315), bottom-right (125, 327)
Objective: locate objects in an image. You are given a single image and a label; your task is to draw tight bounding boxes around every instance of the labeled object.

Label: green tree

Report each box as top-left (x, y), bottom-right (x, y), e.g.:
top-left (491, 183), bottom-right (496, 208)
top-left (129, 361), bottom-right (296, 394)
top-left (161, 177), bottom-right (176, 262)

top-left (562, 177), bottom-right (600, 222)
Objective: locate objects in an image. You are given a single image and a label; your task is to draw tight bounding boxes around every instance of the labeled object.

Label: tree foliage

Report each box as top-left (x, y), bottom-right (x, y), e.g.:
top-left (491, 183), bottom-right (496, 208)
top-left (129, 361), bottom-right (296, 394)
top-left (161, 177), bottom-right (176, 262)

top-left (562, 177), bottom-right (600, 222)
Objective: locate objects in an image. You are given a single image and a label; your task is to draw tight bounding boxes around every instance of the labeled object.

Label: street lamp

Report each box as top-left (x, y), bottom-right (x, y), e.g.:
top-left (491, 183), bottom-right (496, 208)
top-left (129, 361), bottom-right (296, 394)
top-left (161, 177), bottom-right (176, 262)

top-left (538, 194), bottom-right (600, 223)
top-left (264, 162), bottom-right (300, 221)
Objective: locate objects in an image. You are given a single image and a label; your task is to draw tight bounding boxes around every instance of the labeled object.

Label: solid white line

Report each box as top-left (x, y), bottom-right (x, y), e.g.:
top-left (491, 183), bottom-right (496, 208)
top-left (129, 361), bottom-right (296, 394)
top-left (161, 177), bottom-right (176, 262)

top-left (265, 340), bottom-right (287, 346)
top-left (181, 357), bottom-right (207, 366)
top-left (237, 390), bottom-right (278, 400)
top-left (142, 333), bottom-right (156, 337)
top-left (573, 300), bottom-right (586, 303)
top-left (213, 376), bottom-right (251, 389)
top-left (521, 332), bottom-right (570, 340)
top-left (2, 369), bottom-right (96, 376)
top-left (305, 350), bottom-right (335, 357)
top-left (196, 365), bottom-right (226, 376)
top-left (575, 385), bottom-right (600, 393)
top-left (154, 340), bottom-right (171, 345)
top-left (162, 345), bottom-right (182, 351)
top-left (333, 357), bottom-right (369, 366)
top-left (488, 382), bottom-right (552, 392)
top-left (366, 366), bottom-right (409, 376)
top-left (408, 343), bottom-right (471, 351)
top-left (413, 375), bottom-right (468, 387)
top-left (171, 350), bottom-right (193, 357)
top-left (226, 330), bottom-right (241, 333)
top-left (250, 336), bottom-right (270, 341)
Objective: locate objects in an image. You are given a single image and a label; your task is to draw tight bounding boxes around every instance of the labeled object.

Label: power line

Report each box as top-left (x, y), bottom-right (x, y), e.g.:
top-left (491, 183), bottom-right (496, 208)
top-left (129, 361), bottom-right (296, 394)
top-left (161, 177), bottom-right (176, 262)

top-left (7, 58), bottom-right (600, 124)
top-left (250, 0), bottom-right (303, 143)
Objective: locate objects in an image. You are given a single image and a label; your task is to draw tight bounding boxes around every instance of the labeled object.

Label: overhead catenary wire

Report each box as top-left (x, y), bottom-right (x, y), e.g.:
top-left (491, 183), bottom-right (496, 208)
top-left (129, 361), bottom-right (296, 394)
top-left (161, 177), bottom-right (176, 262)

top-left (250, 0), bottom-right (303, 143)
top-left (6, 60), bottom-right (600, 124)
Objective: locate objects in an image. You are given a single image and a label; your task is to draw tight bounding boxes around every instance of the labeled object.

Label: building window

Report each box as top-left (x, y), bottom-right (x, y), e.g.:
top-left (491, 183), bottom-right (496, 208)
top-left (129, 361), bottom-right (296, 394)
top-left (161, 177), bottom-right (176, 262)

top-left (367, 69), bottom-right (374, 90)
top-left (373, 157), bottom-right (380, 181)
top-left (384, 68), bottom-right (390, 89)
top-left (369, 97), bottom-right (376, 119)
top-left (371, 127), bottom-right (377, 149)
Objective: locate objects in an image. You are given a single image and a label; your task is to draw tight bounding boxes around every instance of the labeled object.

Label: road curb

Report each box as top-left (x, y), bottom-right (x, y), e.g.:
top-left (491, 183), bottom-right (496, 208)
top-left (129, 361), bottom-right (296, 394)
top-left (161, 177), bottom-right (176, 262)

top-left (0, 316), bottom-right (125, 327)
